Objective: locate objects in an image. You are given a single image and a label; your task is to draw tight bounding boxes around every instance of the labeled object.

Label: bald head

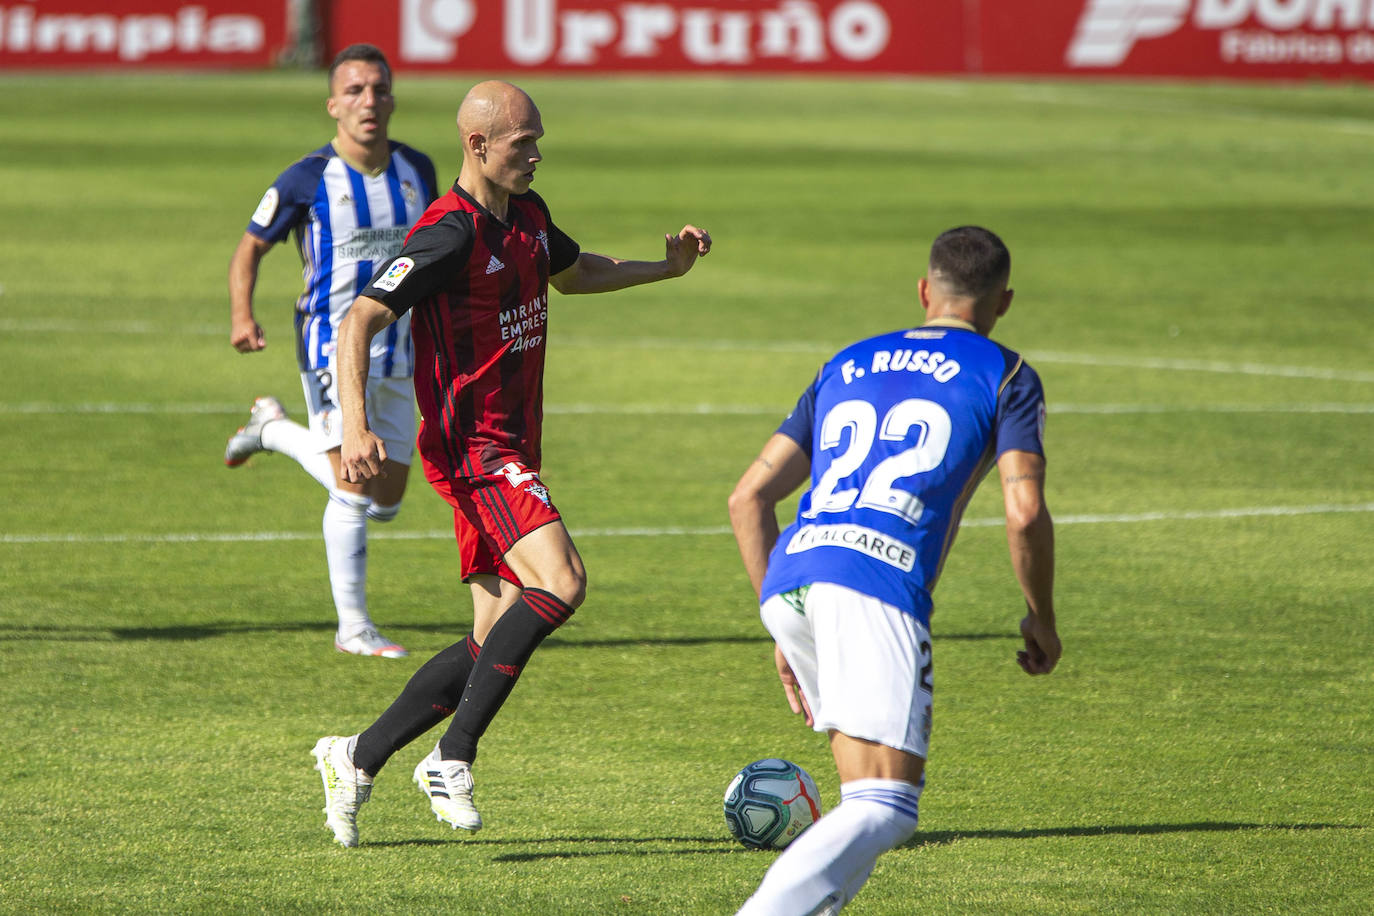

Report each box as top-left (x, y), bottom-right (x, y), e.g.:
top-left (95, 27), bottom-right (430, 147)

top-left (458, 81), bottom-right (539, 151)
top-left (454, 80), bottom-right (545, 207)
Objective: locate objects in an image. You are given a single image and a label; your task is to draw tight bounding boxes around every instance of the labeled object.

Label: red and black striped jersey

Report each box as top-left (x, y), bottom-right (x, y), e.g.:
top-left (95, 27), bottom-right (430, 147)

top-left (362, 184), bottom-right (580, 477)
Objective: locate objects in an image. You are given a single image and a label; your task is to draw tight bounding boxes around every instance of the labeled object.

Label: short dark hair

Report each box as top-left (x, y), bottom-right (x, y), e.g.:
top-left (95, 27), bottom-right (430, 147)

top-left (329, 43), bottom-right (392, 89)
top-left (928, 226), bottom-right (1011, 299)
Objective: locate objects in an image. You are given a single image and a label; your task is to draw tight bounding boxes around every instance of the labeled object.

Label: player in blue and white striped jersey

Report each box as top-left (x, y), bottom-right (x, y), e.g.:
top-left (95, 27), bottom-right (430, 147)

top-left (729, 226), bottom-right (1061, 914)
top-left (224, 44), bottom-right (437, 659)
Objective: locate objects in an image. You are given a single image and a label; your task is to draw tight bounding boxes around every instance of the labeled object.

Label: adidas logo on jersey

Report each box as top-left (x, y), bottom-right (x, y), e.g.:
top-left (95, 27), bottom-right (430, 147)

top-left (485, 255), bottom-right (505, 275)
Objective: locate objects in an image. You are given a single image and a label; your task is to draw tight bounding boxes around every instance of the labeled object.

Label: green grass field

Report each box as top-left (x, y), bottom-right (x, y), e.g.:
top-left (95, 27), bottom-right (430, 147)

top-left (2, 72), bottom-right (1372, 913)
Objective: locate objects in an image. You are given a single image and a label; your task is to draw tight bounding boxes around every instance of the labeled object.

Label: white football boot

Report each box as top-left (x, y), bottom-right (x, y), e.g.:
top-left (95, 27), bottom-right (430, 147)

top-left (413, 748), bottom-right (483, 832)
top-left (312, 735), bottom-right (372, 847)
top-left (335, 626), bottom-right (408, 659)
top-left (224, 396), bottom-right (287, 467)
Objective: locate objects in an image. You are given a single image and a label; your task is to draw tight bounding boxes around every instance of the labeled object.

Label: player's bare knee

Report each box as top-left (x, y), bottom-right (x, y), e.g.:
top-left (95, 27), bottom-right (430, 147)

top-left (525, 558), bottom-right (586, 610)
top-left (546, 567), bottom-right (586, 609)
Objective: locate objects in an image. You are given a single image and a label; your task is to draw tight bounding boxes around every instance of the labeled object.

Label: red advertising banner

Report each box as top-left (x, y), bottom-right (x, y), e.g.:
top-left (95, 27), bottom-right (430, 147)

top-left (0, 0), bottom-right (289, 68)
top-left (327, 0), bottom-right (1374, 80)
top-left (1, 0), bottom-right (1369, 77)
top-left (329, 0), bottom-right (957, 74)
top-left (983, 0), bottom-right (1374, 80)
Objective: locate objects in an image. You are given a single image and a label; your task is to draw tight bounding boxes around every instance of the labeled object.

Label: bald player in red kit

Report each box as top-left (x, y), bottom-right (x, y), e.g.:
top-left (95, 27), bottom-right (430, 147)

top-left (311, 79), bottom-right (712, 847)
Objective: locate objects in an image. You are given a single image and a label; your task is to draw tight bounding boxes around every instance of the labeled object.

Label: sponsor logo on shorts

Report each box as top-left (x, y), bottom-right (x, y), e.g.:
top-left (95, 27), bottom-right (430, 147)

top-left (375, 257), bottom-right (414, 291)
top-left (251, 187), bottom-right (278, 227)
top-left (784, 523), bottom-right (916, 572)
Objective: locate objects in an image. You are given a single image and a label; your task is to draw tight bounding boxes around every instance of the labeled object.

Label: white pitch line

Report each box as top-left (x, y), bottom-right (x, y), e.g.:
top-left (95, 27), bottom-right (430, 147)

top-left (4, 503), bottom-right (1371, 545)
top-left (0, 319), bottom-right (224, 336)
top-left (958, 502), bottom-right (1374, 529)
top-left (6, 318), bottom-right (1368, 386)
top-left (0, 401), bottom-right (783, 416)
top-left (1051, 403), bottom-right (1374, 415)
top-left (1024, 350), bottom-right (1374, 385)
top-left (3, 402), bottom-right (247, 415)
top-left (562, 339), bottom-right (1374, 385)
top-left (4, 401), bottom-right (1374, 417)
top-left (558, 335), bottom-right (832, 354)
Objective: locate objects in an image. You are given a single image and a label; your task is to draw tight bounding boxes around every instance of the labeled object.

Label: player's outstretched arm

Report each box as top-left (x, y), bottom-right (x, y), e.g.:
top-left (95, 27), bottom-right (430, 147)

top-left (337, 296), bottom-right (398, 483)
top-left (550, 225), bottom-right (711, 295)
top-left (997, 448), bottom-right (1061, 675)
top-left (227, 232), bottom-right (274, 352)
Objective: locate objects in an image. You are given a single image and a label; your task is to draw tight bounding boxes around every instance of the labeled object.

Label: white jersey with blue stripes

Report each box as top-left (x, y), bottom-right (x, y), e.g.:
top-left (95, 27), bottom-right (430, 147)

top-left (246, 141), bottom-right (437, 377)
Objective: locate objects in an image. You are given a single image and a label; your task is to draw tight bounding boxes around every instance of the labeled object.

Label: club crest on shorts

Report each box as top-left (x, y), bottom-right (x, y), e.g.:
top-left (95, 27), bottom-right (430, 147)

top-left (525, 482), bottom-right (552, 507)
top-left (500, 461), bottom-right (552, 507)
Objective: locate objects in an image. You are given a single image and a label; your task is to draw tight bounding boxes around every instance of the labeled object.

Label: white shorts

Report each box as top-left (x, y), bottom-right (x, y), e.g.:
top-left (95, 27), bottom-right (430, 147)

top-left (299, 369), bottom-right (416, 466)
top-left (761, 582), bottom-right (933, 759)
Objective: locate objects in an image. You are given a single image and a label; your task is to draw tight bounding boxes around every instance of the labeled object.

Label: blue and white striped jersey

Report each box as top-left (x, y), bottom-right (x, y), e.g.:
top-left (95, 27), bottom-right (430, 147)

top-left (760, 322), bottom-right (1046, 628)
top-left (246, 141), bottom-right (437, 377)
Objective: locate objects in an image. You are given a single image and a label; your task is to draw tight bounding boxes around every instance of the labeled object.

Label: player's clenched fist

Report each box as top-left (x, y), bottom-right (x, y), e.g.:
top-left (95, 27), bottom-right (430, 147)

top-left (665, 224), bottom-right (711, 277)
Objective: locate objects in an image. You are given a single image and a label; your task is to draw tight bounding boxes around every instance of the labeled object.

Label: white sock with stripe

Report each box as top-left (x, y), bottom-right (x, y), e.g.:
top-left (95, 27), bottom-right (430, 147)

top-left (323, 492), bottom-right (372, 639)
top-left (736, 777), bottom-right (921, 915)
top-left (366, 501), bottom-right (401, 523)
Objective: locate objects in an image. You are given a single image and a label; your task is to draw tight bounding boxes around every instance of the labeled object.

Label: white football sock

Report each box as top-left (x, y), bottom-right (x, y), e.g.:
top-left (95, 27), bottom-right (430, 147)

top-left (260, 418), bottom-right (337, 492)
top-left (736, 778), bottom-right (921, 916)
top-left (323, 492), bottom-right (372, 639)
top-left (366, 501), bottom-right (401, 523)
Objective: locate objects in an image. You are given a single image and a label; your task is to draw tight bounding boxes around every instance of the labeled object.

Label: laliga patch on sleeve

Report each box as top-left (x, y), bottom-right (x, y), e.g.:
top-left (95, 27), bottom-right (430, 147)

top-left (374, 257), bottom-right (414, 292)
top-left (251, 187), bottom-right (279, 227)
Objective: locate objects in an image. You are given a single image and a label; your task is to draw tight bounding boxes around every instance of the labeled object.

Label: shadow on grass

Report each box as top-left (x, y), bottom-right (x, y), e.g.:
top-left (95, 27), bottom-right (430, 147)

top-left (362, 834), bottom-right (741, 860)
top-left (0, 621), bottom-right (339, 643)
top-left (905, 821), bottom-right (1365, 848)
top-left (363, 821), bottom-right (1365, 861)
top-left (0, 623), bottom-right (1010, 646)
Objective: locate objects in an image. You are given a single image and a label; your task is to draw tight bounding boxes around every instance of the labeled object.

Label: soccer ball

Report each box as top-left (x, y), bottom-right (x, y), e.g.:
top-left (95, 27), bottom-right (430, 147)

top-left (723, 758), bottom-right (822, 849)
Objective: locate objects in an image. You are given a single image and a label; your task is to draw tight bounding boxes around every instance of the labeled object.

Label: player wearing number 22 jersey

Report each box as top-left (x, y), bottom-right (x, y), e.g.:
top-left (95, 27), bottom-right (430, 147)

top-left (731, 226), bottom-right (1058, 916)
top-left (760, 320), bottom-right (1046, 630)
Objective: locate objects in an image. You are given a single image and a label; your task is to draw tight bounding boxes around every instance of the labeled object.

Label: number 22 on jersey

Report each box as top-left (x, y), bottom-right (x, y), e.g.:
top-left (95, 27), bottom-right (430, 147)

top-left (802, 399), bottom-right (952, 526)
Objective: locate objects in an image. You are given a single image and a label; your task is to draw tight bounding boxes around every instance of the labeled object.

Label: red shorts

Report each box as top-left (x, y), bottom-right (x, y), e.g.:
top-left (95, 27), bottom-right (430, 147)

top-left (422, 457), bottom-right (562, 585)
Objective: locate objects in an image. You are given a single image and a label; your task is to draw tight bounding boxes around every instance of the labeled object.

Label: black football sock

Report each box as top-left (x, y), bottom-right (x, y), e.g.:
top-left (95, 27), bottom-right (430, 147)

top-left (438, 588), bottom-right (574, 763)
top-left (352, 633), bottom-right (481, 776)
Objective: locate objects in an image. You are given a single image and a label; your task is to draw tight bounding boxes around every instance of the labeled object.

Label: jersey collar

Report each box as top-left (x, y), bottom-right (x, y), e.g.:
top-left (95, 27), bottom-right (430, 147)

top-left (330, 140), bottom-right (389, 177)
top-left (920, 317), bottom-right (978, 332)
